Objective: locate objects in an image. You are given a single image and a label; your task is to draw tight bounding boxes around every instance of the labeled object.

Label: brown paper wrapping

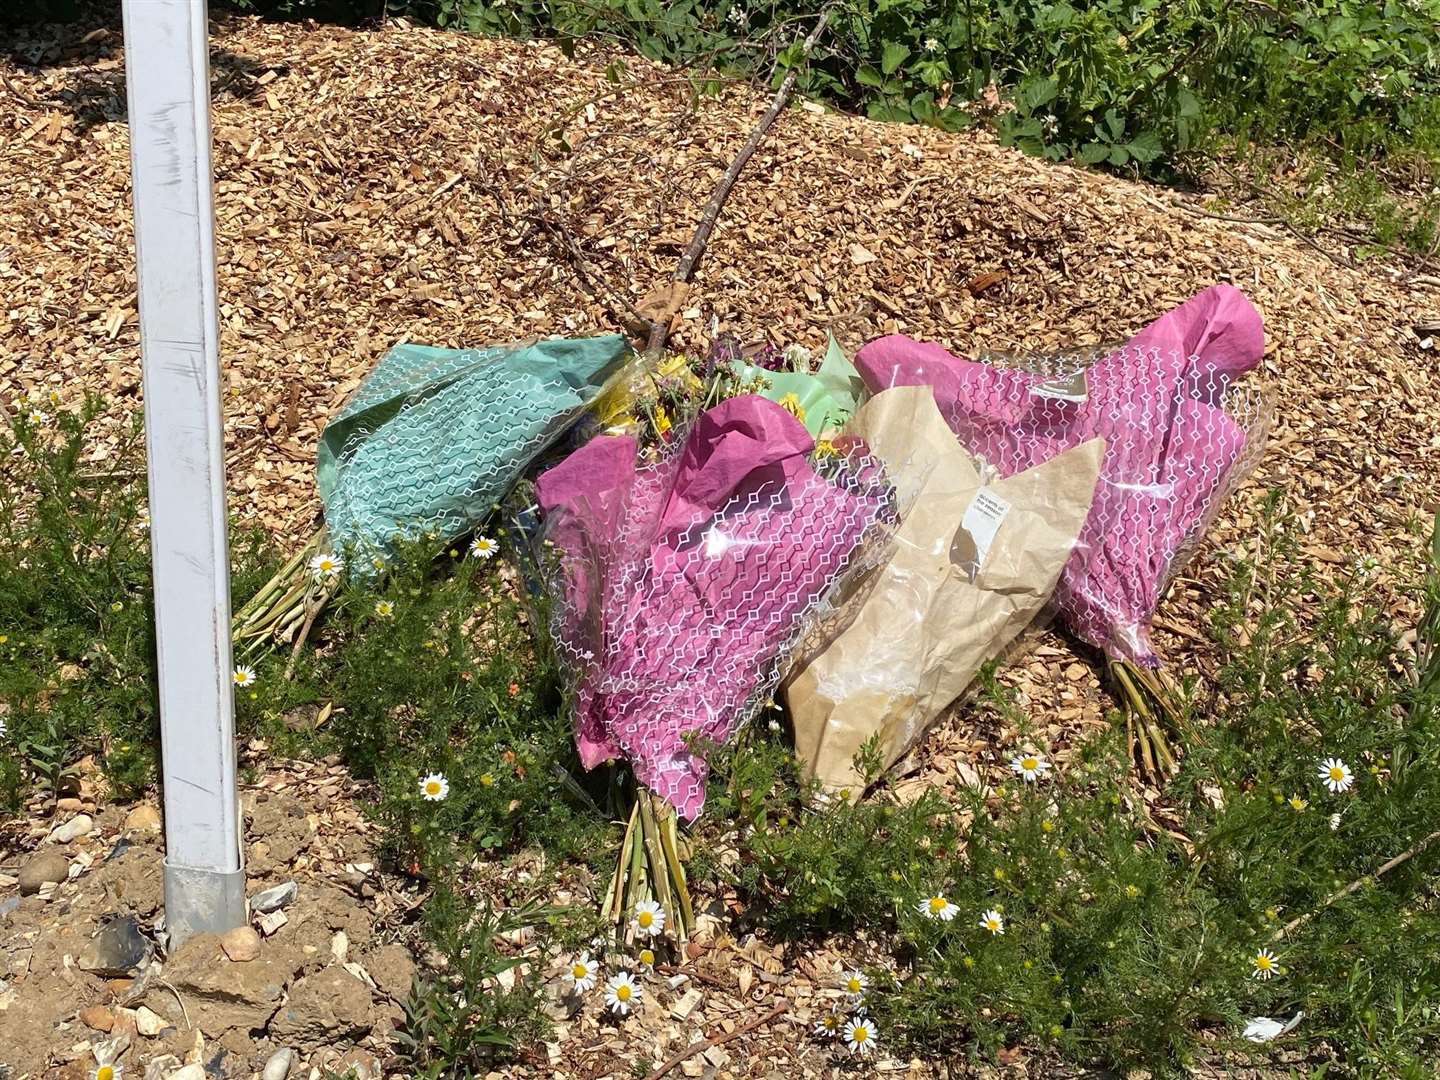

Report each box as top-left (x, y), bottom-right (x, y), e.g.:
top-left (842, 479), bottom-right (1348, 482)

top-left (785, 386), bottom-right (1105, 796)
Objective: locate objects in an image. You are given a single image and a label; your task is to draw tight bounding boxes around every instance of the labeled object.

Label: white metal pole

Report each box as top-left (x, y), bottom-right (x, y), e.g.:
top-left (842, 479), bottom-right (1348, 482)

top-left (123, 0), bottom-right (246, 947)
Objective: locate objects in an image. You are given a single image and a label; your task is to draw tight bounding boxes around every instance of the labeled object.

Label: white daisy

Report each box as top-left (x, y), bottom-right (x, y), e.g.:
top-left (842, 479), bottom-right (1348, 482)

top-left (1329, 812), bottom-right (1343, 831)
top-left (419, 772), bottom-right (449, 801)
top-left (925, 37), bottom-right (941, 53)
top-left (1251, 948), bottom-right (1280, 980)
top-left (917, 894), bottom-right (959, 921)
top-left (566, 953), bottom-right (598, 993)
top-left (469, 535), bottom-right (499, 560)
top-left (604, 970), bottom-right (641, 1015)
top-left (309, 552), bottom-right (344, 580)
top-left (636, 947), bottom-right (655, 969)
top-left (92, 1066), bottom-right (122, 1080)
top-left (1009, 752), bottom-right (1052, 782)
top-left (1287, 795), bottom-right (1307, 811)
top-left (843, 1016), bottom-right (877, 1056)
top-left (840, 969), bottom-right (867, 999)
top-left (26, 408), bottom-right (48, 425)
top-left (979, 909), bottom-right (1005, 935)
top-left (814, 1007), bottom-right (843, 1038)
top-left (632, 899), bottom-right (666, 938)
top-left (1318, 757), bottom-right (1353, 793)
top-left (374, 599), bottom-right (395, 618)
top-left (232, 665), bottom-right (257, 688)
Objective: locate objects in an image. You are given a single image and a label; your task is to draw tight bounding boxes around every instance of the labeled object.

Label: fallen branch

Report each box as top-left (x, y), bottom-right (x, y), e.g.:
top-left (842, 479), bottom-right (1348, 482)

top-left (644, 8), bottom-right (834, 357)
top-left (643, 1000), bottom-right (788, 1080)
top-left (1271, 827), bottom-right (1440, 943)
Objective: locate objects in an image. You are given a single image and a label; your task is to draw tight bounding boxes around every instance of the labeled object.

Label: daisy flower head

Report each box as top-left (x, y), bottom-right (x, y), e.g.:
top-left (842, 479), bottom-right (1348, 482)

top-left (1318, 757), bottom-right (1353, 793)
top-left (1288, 795), bottom-right (1307, 811)
top-left (843, 1015), bottom-right (878, 1056)
top-left (419, 772), bottom-right (449, 801)
top-left (92, 1067), bottom-right (121, 1080)
top-left (840, 969), bottom-right (868, 999)
top-left (604, 970), bottom-right (641, 1015)
top-left (232, 665), bottom-right (257, 689)
top-left (567, 953), bottom-right (598, 993)
top-left (1330, 812), bottom-right (1343, 831)
top-left (814, 1007), bottom-right (843, 1038)
top-left (637, 947), bottom-right (655, 969)
top-left (1010, 752), bottom-right (1051, 782)
top-left (309, 551), bottom-right (344, 581)
top-left (1250, 948), bottom-right (1280, 980)
top-left (632, 899), bottom-right (666, 938)
top-left (979, 909), bottom-right (1005, 935)
top-left (925, 36), bottom-right (941, 52)
top-left (374, 599), bottom-right (395, 618)
top-left (918, 894), bottom-right (959, 921)
top-left (26, 408), bottom-right (48, 425)
top-left (469, 535), bottom-right (499, 560)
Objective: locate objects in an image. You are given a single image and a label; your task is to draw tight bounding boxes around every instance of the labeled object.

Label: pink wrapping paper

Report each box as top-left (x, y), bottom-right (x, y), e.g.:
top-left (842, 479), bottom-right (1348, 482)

top-left (538, 395), bottom-right (893, 817)
top-left (855, 284), bottom-right (1265, 666)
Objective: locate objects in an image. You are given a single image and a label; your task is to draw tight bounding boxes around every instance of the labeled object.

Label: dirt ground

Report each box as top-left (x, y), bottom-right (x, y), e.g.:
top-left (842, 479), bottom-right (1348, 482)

top-left (2, 7), bottom-right (1437, 1079)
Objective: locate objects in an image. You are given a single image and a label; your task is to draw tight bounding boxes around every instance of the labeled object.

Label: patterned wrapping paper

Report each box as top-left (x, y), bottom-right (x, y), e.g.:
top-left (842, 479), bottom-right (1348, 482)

top-left (317, 335), bottom-right (631, 573)
top-left (537, 394), bottom-right (901, 818)
top-left (855, 284), bottom-right (1271, 667)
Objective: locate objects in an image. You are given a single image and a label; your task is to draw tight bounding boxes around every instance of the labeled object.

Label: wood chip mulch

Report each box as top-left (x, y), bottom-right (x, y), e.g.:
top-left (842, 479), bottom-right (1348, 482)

top-left (2, 11), bottom-right (1438, 1077)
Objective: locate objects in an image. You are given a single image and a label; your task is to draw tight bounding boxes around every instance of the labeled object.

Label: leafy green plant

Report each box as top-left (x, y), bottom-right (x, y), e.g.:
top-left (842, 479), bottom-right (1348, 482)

top-left (693, 494), bottom-right (1440, 1074)
top-left (395, 886), bottom-right (558, 1075)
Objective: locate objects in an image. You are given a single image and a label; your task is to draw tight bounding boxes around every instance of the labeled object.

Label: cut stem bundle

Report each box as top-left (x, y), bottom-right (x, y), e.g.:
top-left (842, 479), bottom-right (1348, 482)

top-left (602, 790), bottom-right (695, 943)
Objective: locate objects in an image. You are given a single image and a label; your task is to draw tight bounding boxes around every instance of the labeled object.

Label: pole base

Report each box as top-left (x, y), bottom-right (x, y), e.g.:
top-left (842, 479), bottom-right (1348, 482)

top-left (163, 860), bottom-right (247, 950)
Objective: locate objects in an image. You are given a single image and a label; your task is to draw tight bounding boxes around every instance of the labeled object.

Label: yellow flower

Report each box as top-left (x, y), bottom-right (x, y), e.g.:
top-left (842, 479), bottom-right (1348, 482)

top-left (374, 600), bottom-right (395, 618)
top-left (813, 439), bottom-right (836, 458)
top-left (654, 405), bottom-right (672, 435)
top-left (1288, 795), bottom-right (1307, 811)
top-left (1041, 819), bottom-right (1055, 833)
top-left (480, 773), bottom-right (495, 787)
top-left (1124, 884), bottom-right (1140, 899)
top-left (777, 393), bottom-right (806, 423)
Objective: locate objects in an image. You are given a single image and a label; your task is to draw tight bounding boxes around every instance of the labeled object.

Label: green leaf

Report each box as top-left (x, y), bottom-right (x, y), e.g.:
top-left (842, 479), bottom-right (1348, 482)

top-left (1019, 76), bottom-right (1057, 112)
top-left (1126, 130), bottom-right (1163, 164)
top-left (1108, 144), bottom-right (1130, 166)
top-left (1104, 108), bottom-right (1125, 141)
top-left (856, 65), bottom-right (885, 89)
top-left (1078, 142), bottom-right (1111, 165)
top-left (881, 41), bottom-right (911, 75)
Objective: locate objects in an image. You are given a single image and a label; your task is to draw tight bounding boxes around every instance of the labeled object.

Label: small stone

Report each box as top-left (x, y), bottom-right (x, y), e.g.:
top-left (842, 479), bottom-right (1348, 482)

top-left (143, 1055), bottom-right (180, 1080)
top-left (220, 925), bottom-right (262, 962)
top-left (50, 813), bottom-right (94, 843)
top-left (167, 1066), bottom-right (206, 1080)
top-left (18, 850), bottom-right (69, 895)
top-left (330, 930), bottom-right (348, 963)
top-left (79, 915), bottom-right (152, 976)
top-left (671, 987), bottom-right (703, 1021)
top-left (125, 805), bottom-right (162, 833)
top-left (1064, 661), bottom-right (1089, 682)
top-left (80, 1004), bottom-right (116, 1031)
top-left (57, 797), bottom-right (85, 813)
top-left (261, 1048), bottom-right (294, 1080)
top-left (256, 909), bottom-right (288, 936)
top-left (135, 1004), bottom-right (168, 1036)
top-left (249, 881), bottom-right (297, 913)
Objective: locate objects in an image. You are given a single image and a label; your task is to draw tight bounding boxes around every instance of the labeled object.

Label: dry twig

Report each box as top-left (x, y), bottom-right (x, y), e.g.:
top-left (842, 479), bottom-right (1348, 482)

top-left (644, 8), bottom-right (834, 357)
top-left (1271, 827), bottom-right (1440, 942)
top-left (643, 1000), bottom-right (788, 1080)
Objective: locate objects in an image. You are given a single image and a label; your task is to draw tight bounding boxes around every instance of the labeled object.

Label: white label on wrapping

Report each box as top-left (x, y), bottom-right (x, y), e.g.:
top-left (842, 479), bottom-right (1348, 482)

top-left (1029, 369), bottom-right (1088, 403)
top-left (960, 488), bottom-right (1011, 570)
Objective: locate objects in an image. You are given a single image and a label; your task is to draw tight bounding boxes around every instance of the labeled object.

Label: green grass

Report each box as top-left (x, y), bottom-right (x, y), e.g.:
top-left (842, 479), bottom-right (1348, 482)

top-left (5, 405), bottom-right (1440, 1076)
